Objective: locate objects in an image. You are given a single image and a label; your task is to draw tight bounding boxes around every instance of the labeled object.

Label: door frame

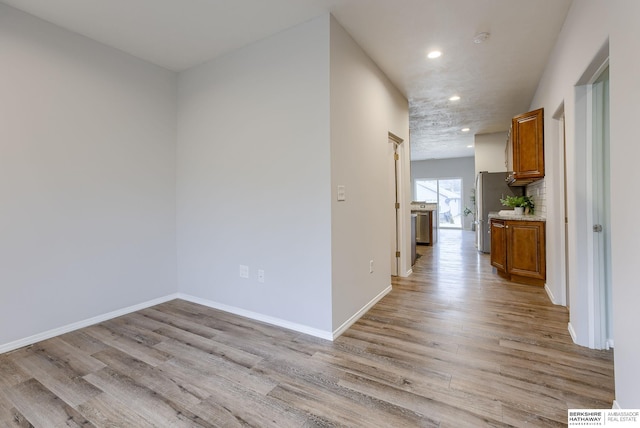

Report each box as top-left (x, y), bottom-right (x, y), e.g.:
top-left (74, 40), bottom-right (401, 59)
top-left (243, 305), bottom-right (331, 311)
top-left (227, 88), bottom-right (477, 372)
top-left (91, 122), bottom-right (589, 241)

top-left (553, 105), bottom-right (569, 308)
top-left (586, 62), bottom-right (611, 349)
top-left (570, 54), bottom-right (611, 350)
top-left (389, 132), bottom-right (409, 277)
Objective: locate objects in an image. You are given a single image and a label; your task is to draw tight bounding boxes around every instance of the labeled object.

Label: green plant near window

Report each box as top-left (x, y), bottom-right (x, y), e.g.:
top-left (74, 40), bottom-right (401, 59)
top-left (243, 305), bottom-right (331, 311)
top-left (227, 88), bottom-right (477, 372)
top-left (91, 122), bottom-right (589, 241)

top-left (500, 195), bottom-right (535, 214)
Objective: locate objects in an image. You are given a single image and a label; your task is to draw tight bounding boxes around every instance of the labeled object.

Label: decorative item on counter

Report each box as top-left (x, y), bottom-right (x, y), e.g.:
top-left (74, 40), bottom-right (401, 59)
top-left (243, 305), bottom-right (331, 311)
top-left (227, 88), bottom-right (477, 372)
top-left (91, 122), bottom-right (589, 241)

top-left (499, 195), bottom-right (534, 215)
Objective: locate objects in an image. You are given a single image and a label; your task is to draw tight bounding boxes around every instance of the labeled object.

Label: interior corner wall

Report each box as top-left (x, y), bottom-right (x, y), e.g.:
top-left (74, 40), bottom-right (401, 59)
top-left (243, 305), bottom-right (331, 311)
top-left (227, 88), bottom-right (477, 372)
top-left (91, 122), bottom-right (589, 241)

top-left (0, 4), bottom-right (178, 348)
top-left (474, 132), bottom-right (508, 176)
top-left (176, 15), bottom-right (333, 334)
top-left (411, 157), bottom-right (476, 231)
top-left (329, 16), bottom-right (409, 332)
top-left (531, 0), bottom-right (640, 408)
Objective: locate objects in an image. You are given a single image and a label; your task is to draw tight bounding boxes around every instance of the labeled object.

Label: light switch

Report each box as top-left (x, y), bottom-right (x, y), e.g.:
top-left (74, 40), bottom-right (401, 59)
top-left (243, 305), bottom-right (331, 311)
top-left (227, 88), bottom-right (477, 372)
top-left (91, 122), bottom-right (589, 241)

top-left (337, 185), bottom-right (346, 201)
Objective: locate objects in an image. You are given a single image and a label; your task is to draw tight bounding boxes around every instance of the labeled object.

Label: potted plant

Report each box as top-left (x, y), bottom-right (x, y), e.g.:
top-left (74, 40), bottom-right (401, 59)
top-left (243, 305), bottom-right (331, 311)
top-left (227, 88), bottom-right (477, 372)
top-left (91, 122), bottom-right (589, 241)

top-left (500, 195), bottom-right (534, 215)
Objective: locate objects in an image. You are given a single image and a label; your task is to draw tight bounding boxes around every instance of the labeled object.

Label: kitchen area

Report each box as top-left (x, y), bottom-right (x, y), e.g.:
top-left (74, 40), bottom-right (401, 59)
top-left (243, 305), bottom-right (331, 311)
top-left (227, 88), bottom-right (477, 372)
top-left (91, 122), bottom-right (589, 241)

top-left (409, 156), bottom-right (475, 267)
top-left (409, 107), bottom-right (547, 286)
top-left (475, 108), bottom-right (547, 286)
top-left (409, 201), bottom-right (436, 265)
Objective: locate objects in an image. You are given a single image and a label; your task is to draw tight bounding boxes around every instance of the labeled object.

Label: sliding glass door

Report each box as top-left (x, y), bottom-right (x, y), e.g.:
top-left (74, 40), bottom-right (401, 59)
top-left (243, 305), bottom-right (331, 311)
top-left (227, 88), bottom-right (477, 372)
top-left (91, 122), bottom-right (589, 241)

top-left (415, 178), bottom-right (463, 229)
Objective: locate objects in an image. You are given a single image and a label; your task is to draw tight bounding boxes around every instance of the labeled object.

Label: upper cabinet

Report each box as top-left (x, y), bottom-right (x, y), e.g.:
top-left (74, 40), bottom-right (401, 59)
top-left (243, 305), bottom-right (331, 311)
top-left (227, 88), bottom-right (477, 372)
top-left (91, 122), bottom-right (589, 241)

top-left (505, 108), bottom-right (544, 186)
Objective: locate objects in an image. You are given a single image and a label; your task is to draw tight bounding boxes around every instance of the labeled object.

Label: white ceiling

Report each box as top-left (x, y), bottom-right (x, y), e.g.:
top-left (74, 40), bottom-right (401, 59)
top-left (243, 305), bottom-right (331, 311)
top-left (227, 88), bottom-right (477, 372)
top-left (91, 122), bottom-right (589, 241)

top-left (1, 0), bottom-right (572, 160)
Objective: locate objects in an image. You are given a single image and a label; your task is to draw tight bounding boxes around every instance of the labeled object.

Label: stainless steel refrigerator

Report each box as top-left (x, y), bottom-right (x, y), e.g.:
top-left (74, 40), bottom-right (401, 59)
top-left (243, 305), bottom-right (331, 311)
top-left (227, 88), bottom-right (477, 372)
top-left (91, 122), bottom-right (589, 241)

top-left (475, 171), bottom-right (523, 253)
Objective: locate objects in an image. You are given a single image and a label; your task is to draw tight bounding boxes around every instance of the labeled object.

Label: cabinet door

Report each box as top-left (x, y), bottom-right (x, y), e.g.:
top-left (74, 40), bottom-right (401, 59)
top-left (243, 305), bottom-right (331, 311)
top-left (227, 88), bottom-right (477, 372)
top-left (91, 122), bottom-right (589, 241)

top-left (490, 220), bottom-right (507, 272)
top-left (512, 108), bottom-right (544, 180)
top-left (505, 127), bottom-right (513, 171)
top-left (506, 221), bottom-right (546, 280)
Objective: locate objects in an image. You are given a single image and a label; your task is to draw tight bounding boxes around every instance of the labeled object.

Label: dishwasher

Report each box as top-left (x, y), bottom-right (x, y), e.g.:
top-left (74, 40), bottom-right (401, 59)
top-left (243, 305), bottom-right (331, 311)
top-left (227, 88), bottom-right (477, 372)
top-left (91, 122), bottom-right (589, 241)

top-left (415, 211), bottom-right (432, 245)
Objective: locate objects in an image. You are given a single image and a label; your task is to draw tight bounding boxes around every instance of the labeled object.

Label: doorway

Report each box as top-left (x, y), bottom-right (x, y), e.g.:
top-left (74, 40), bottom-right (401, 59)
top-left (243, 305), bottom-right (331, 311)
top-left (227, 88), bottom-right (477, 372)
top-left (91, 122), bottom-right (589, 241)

top-left (590, 65), bottom-right (612, 348)
top-left (572, 58), bottom-right (611, 349)
top-left (389, 133), bottom-right (404, 277)
top-left (568, 42), bottom-right (611, 349)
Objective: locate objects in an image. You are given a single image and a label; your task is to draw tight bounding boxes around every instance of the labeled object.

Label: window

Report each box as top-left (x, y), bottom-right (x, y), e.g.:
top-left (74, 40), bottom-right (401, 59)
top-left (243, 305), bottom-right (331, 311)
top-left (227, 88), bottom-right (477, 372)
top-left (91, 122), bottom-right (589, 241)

top-left (415, 178), bottom-right (463, 229)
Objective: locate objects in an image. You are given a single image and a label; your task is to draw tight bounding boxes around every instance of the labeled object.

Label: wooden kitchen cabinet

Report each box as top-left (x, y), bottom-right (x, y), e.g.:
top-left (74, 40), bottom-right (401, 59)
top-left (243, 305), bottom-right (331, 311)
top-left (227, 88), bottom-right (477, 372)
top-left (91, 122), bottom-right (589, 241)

top-left (490, 219), bottom-right (545, 286)
top-left (490, 219), bottom-right (507, 271)
top-left (506, 108), bottom-right (544, 186)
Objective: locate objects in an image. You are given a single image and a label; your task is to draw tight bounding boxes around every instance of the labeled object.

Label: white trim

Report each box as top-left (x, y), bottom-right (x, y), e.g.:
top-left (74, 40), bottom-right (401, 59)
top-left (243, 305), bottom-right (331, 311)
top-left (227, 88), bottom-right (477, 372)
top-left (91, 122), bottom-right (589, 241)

top-left (177, 293), bottom-right (334, 341)
top-left (568, 322), bottom-right (578, 344)
top-left (612, 400), bottom-right (621, 410)
top-left (555, 110), bottom-right (569, 308)
top-left (0, 294), bottom-right (180, 354)
top-left (404, 268), bottom-right (413, 277)
top-left (332, 285), bottom-right (392, 340)
top-left (606, 338), bottom-right (614, 349)
top-left (585, 80), bottom-right (597, 350)
top-left (1, 287), bottom-right (394, 354)
top-left (544, 284), bottom-right (558, 305)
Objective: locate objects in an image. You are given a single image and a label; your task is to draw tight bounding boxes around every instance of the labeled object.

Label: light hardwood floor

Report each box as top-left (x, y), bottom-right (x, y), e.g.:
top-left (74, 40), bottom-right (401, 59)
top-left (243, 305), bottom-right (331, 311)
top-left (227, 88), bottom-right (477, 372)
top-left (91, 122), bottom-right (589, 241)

top-left (0, 230), bottom-right (614, 427)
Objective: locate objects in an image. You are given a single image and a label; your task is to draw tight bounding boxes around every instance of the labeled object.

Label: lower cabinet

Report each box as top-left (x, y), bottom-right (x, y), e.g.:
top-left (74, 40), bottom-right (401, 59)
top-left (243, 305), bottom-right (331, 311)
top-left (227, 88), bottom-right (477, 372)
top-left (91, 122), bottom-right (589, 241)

top-left (490, 219), bottom-right (546, 286)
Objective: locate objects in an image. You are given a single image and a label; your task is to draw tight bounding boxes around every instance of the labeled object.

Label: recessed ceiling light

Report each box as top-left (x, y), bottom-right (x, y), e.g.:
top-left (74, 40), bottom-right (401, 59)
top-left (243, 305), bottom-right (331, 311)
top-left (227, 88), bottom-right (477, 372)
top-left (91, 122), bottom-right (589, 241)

top-left (427, 50), bottom-right (442, 59)
top-left (462, 127), bottom-right (470, 132)
top-left (467, 145), bottom-right (473, 148)
top-left (449, 95), bottom-right (461, 101)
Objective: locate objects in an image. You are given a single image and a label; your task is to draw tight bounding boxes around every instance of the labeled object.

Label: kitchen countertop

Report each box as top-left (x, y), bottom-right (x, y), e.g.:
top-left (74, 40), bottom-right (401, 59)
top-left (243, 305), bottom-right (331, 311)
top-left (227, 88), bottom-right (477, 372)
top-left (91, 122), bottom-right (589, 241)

top-left (410, 201), bottom-right (437, 212)
top-left (489, 211), bottom-right (546, 222)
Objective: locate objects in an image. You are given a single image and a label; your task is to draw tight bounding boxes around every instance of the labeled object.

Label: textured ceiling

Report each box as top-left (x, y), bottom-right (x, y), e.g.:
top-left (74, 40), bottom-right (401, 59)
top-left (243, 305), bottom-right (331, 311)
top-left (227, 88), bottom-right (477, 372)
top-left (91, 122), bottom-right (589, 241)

top-left (0, 0), bottom-right (572, 160)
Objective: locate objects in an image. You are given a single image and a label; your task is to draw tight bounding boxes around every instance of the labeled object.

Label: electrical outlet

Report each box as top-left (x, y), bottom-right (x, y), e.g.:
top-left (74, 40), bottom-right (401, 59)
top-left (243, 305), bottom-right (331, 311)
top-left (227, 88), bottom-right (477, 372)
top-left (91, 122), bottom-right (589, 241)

top-left (239, 265), bottom-right (249, 278)
top-left (369, 260), bottom-right (374, 273)
top-left (257, 269), bottom-right (265, 283)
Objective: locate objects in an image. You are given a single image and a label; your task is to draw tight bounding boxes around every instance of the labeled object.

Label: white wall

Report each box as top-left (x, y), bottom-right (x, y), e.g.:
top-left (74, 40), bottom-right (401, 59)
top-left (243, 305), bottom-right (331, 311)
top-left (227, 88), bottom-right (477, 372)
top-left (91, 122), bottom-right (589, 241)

top-left (176, 16), bottom-right (334, 335)
top-left (530, 0), bottom-right (640, 408)
top-left (474, 132), bottom-right (508, 176)
top-left (329, 17), bottom-right (409, 331)
top-left (609, 0), bottom-right (640, 410)
top-left (0, 8), bottom-right (410, 348)
top-left (0, 5), bottom-right (178, 347)
top-left (411, 157), bottom-right (476, 230)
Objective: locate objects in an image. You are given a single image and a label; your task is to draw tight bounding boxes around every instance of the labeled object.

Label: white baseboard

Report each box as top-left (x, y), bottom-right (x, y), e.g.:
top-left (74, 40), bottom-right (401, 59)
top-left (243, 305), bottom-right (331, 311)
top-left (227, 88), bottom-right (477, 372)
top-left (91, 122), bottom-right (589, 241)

top-left (1, 287), bottom-right (394, 354)
top-left (403, 268), bottom-right (413, 277)
top-left (612, 400), bottom-right (621, 409)
top-left (0, 293), bottom-right (180, 354)
top-left (606, 338), bottom-right (614, 349)
top-left (332, 285), bottom-right (392, 340)
top-left (568, 322), bottom-right (578, 344)
top-left (544, 284), bottom-right (558, 305)
top-left (177, 293), bottom-right (334, 341)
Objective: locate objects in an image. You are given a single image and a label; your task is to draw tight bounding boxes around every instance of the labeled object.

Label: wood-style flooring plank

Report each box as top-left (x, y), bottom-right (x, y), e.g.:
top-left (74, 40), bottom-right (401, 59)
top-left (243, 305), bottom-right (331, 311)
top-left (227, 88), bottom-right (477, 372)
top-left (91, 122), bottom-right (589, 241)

top-left (90, 347), bottom-right (210, 408)
top-left (83, 367), bottom-right (207, 427)
top-left (0, 230), bottom-right (614, 426)
top-left (4, 379), bottom-right (94, 427)
top-left (153, 338), bottom-right (277, 396)
top-left (82, 324), bottom-right (171, 367)
top-left (77, 392), bottom-right (158, 428)
top-left (12, 351), bottom-right (102, 408)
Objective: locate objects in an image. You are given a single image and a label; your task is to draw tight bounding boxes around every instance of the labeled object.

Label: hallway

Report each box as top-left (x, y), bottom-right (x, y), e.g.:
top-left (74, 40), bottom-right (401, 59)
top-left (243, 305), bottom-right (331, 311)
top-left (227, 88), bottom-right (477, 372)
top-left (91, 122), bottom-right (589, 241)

top-left (376, 228), bottom-right (615, 425)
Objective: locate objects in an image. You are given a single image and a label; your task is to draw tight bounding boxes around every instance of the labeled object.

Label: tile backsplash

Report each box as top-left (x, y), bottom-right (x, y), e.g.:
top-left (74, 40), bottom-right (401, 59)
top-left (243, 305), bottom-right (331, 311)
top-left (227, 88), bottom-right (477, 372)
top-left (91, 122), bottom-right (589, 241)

top-left (526, 179), bottom-right (546, 218)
